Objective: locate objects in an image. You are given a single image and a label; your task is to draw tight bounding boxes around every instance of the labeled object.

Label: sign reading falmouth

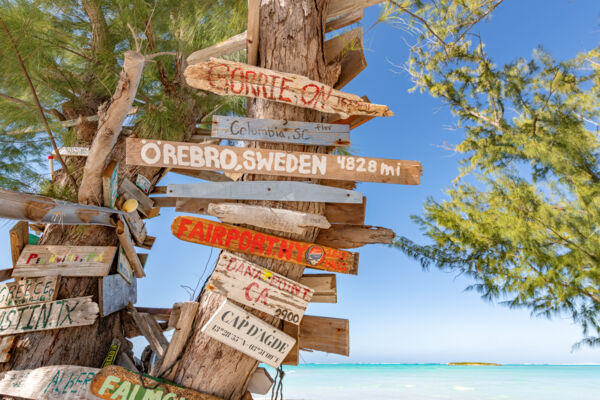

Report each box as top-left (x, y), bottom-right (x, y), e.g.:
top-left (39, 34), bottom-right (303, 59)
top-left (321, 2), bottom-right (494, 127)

top-left (185, 58), bottom-right (392, 118)
top-left (202, 300), bottom-right (296, 368)
top-left (127, 138), bottom-right (422, 185)
top-left (207, 252), bottom-right (314, 324)
top-left (172, 216), bottom-right (358, 274)
top-left (212, 115), bottom-right (350, 146)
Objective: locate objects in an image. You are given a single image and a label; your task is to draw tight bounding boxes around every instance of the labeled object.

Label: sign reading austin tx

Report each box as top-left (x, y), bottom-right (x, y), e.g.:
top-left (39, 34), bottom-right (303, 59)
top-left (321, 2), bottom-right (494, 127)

top-left (0, 296), bottom-right (98, 336)
top-left (172, 216), bottom-right (358, 274)
top-left (0, 365), bottom-right (99, 400)
top-left (185, 58), bottom-right (392, 118)
top-left (207, 252), bottom-right (313, 324)
top-left (0, 276), bottom-right (59, 308)
top-left (212, 115), bottom-right (350, 146)
top-left (126, 138), bottom-right (422, 185)
top-left (202, 300), bottom-right (296, 368)
top-left (14, 245), bottom-right (117, 278)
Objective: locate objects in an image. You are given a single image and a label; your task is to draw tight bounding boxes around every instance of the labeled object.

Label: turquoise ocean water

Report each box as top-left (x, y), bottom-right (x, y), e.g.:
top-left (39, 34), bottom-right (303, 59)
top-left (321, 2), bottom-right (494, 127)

top-left (257, 364), bottom-right (600, 400)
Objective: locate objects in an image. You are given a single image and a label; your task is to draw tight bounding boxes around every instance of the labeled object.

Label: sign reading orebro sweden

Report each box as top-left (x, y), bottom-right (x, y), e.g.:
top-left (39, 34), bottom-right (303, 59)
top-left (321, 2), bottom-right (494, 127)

top-left (207, 252), bottom-right (313, 324)
top-left (172, 216), bottom-right (358, 274)
top-left (202, 300), bottom-right (296, 368)
top-left (126, 138), bottom-right (422, 185)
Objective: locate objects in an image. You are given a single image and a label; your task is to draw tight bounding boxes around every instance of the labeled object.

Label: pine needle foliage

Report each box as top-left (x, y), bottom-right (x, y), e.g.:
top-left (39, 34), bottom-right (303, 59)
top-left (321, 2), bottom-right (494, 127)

top-left (383, 1), bottom-right (600, 347)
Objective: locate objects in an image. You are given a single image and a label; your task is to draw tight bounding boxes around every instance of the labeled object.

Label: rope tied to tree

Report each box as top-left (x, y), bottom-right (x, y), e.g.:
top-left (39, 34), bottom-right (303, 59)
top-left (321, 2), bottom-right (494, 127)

top-left (270, 365), bottom-right (285, 400)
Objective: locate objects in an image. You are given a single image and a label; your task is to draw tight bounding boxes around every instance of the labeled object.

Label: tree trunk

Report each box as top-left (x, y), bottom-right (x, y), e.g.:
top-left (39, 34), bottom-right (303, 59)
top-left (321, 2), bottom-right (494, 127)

top-left (172, 1), bottom-right (339, 399)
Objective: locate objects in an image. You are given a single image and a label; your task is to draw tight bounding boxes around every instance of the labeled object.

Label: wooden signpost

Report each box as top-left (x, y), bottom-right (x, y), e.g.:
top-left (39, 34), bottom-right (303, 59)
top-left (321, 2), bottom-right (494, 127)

top-left (0, 296), bottom-right (98, 336)
top-left (102, 161), bottom-right (119, 209)
top-left (99, 274), bottom-right (137, 317)
top-left (248, 367), bottom-right (273, 395)
top-left (165, 180), bottom-right (362, 203)
top-left (13, 245), bottom-right (117, 278)
top-left (300, 274), bottom-right (337, 303)
top-left (0, 276), bottom-right (60, 308)
top-left (52, 147), bottom-right (89, 157)
top-left (172, 216), bottom-right (359, 274)
top-left (116, 246), bottom-right (133, 284)
top-left (10, 220), bottom-right (28, 267)
top-left (324, 27), bottom-right (366, 90)
top-left (316, 224), bottom-right (396, 249)
top-left (102, 338), bottom-right (121, 368)
top-left (135, 174), bottom-right (151, 194)
top-left (211, 115), bottom-right (350, 146)
top-left (206, 252), bottom-right (314, 324)
top-left (184, 58), bottom-right (392, 118)
top-left (201, 300), bottom-right (296, 368)
top-left (0, 365), bottom-right (99, 400)
top-left (0, 189), bottom-right (122, 226)
top-left (115, 217), bottom-right (146, 278)
top-left (127, 138), bottom-right (422, 185)
top-left (119, 178), bottom-right (154, 217)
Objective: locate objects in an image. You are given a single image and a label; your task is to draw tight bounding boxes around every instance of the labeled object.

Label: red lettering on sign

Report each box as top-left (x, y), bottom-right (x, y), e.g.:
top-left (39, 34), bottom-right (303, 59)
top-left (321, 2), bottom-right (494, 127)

top-left (277, 240), bottom-right (294, 261)
top-left (265, 236), bottom-right (279, 255)
top-left (250, 233), bottom-right (266, 255)
top-left (26, 253), bottom-right (38, 264)
top-left (301, 83), bottom-right (320, 107)
top-left (278, 77), bottom-right (293, 103)
top-left (294, 243), bottom-right (309, 262)
top-left (239, 231), bottom-right (252, 251)
top-left (225, 228), bottom-right (240, 247)
top-left (208, 63), bottom-right (229, 88)
top-left (230, 68), bottom-right (245, 94)
top-left (212, 225), bottom-right (227, 246)
top-left (176, 217), bottom-right (193, 238)
top-left (245, 70), bottom-right (259, 96)
top-left (189, 220), bottom-right (204, 241)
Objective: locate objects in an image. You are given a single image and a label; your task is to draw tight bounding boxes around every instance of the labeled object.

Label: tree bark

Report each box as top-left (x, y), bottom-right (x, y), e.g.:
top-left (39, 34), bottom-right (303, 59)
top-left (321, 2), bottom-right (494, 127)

top-left (172, 1), bottom-right (338, 399)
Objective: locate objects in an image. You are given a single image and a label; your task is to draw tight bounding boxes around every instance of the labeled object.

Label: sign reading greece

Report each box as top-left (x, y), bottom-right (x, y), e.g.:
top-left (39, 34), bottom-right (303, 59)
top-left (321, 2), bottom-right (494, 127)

top-left (212, 115), bottom-right (350, 146)
top-left (0, 296), bottom-right (98, 336)
top-left (172, 216), bottom-right (358, 274)
top-left (0, 276), bottom-right (60, 308)
top-left (202, 300), bottom-right (296, 368)
top-left (207, 252), bottom-right (313, 324)
top-left (126, 138), bottom-right (422, 185)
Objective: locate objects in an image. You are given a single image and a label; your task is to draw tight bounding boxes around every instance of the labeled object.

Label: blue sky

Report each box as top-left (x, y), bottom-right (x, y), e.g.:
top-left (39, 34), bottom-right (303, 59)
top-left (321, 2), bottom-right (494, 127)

top-left (1, 0), bottom-right (600, 364)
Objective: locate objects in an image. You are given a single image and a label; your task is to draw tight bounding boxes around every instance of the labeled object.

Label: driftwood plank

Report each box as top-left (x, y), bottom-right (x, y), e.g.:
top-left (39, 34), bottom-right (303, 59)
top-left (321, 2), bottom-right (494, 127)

top-left (282, 323), bottom-right (300, 365)
top-left (0, 189), bottom-right (121, 227)
top-left (325, 197), bottom-right (366, 225)
top-left (0, 296), bottom-right (98, 336)
top-left (136, 307), bottom-right (171, 322)
top-left (247, 0), bottom-right (260, 66)
top-left (248, 367), bottom-right (273, 395)
top-left (119, 178), bottom-right (154, 217)
top-left (116, 246), bottom-right (133, 284)
top-left (115, 217), bottom-right (145, 278)
top-left (330, 95), bottom-right (376, 129)
top-left (99, 274), bottom-right (137, 317)
top-left (101, 338), bottom-right (122, 368)
top-left (201, 300), bottom-right (296, 368)
top-left (171, 168), bottom-right (233, 182)
top-left (187, 31), bottom-right (247, 65)
top-left (128, 305), bottom-right (169, 358)
top-left (0, 276), bottom-right (60, 308)
top-left (184, 58), bottom-right (392, 118)
top-left (9, 221), bottom-right (28, 267)
top-left (127, 138), bottom-right (421, 185)
top-left (299, 274), bottom-right (337, 303)
top-left (299, 315), bottom-right (349, 356)
top-left (326, 9), bottom-right (363, 32)
top-left (0, 270), bottom-right (12, 283)
top-left (316, 224), bottom-right (395, 249)
top-left (207, 252), bottom-right (313, 324)
top-left (102, 161), bottom-right (119, 209)
top-left (324, 27), bottom-right (366, 89)
top-left (207, 203), bottom-right (331, 235)
top-left (121, 209), bottom-right (147, 246)
top-left (172, 216), bottom-right (359, 274)
top-left (0, 337), bottom-right (14, 363)
top-left (0, 365), bottom-right (99, 399)
top-left (13, 245), bottom-right (116, 278)
top-left (328, 0), bottom-right (384, 20)
top-left (212, 115), bottom-right (350, 146)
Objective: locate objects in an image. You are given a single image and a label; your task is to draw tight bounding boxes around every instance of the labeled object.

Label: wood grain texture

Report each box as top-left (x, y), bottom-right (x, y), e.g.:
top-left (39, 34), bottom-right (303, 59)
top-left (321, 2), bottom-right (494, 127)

top-left (119, 178), bottom-right (154, 217)
top-left (324, 27), bottom-right (366, 89)
top-left (212, 115), bottom-right (350, 146)
top-left (9, 221), bottom-right (28, 267)
top-left (102, 161), bottom-right (118, 209)
top-left (326, 10), bottom-right (363, 32)
top-left (115, 217), bottom-right (145, 278)
top-left (13, 245), bottom-right (116, 278)
top-left (0, 270), bottom-right (12, 283)
top-left (171, 168), bottom-right (233, 182)
top-left (99, 274), bottom-right (137, 317)
top-left (0, 365), bottom-right (99, 399)
top-left (0, 276), bottom-right (59, 308)
top-left (246, 0), bottom-right (260, 66)
top-left (172, 216), bottom-right (358, 274)
top-left (121, 210), bottom-right (147, 246)
top-left (116, 246), bottom-right (133, 284)
top-left (201, 301), bottom-right (296, 368)
top-left (0, 296), bottom-right (99, 336)
top-left (247, 367), bottom-right (273, 395)
top-left (0, 337), bottom-right (14, 363)
top-left (184, 58), bottom-right (392, 118)
top-left (281, 323), bottom-right (299, 365)
top-left (328, 0), bottom-right (384, 20)
top-left (206, 252), bottom-right (313, 324)
top-left (128, 305), bottom-right (168, 358)
top-left (330, 96), bottom-right (375, 129)
top-left (127, 138), bottom-right (422, 185)
top-left (187, 31), bottom-right (247, 65)
top-left (101, 338), bottom-right (121, 368)
top-left (298, 315), bottom-right (349, 356)
top-left (299, 274), bottom-right (337, 303)
top-left (316, 224), bottom-right (395, 249)
top-left (208, 203), bottom-right (330, 235)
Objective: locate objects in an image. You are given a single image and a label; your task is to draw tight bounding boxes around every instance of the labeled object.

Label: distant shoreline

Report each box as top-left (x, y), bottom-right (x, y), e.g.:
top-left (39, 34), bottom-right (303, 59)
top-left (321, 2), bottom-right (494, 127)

top-left (448, 362), bottom-right (502, 366)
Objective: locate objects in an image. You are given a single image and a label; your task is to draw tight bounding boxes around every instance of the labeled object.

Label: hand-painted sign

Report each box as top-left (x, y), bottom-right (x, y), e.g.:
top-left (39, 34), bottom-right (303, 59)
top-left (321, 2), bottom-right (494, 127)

top-left (166, 181), bottom-right (362, 203)
top-left (102, 161), bottom-right (119, 209)
top-left (14, 245), bottom-right (117, 278)
top-left (102, 338), bottom-right (121, 368)
top-left (126, 138), bottom-right (422, 185)
top-left (0, 276), bottom-right (60, 308)
top-left (135, 174), bottom-right (151, 194)
top-left (212, 115), bottom-right (350, 146)
top-left (0, 365), bottom-right (99, 400)
top-left (0, 296), bottom-right (98, 336)
top-left (201, 300), bottom-right (296, 368)
top-left (207, 252), bottom-right (313, 324)
top-left (172, 216), bottom-right (358, 274)
top-left (116, 246), bottom-right (133, 284)
top-left (90, 365), bottom-right (222, 400)
top-left (52, 147), bottom-right (90, 157)
top-left (184, 58), bottom-right (392, 118)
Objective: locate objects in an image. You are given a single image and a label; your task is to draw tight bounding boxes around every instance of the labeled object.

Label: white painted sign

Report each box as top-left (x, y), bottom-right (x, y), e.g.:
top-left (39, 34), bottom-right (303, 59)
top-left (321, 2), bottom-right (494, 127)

top-left (0, 276), bottom-right (59, 308)
top-left (201, 300), bottom-right (295, 368)
top-left (52, 147), bottom-right (90, 157)
top-left (207, 252), bottom-right (313, 324)
top-left (135, 174), bottom-right (151, 194)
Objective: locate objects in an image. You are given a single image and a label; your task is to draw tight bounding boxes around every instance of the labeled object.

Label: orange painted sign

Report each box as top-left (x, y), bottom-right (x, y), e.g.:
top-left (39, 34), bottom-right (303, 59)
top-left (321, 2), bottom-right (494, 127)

top-left (171, 216), bottom-right (358, 275)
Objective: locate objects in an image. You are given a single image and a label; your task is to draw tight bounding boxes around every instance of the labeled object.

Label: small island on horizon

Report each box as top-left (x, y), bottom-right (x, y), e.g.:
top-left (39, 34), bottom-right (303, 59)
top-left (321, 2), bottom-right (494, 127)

top-left (449, 362), bottom-right (502, 366)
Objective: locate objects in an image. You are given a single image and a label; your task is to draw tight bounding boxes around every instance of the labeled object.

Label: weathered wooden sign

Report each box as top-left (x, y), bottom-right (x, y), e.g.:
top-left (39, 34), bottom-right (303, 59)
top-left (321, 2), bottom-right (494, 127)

top-left (300, 274), bottom-right (337, 303)
top-left (172, 216), bottom-right (359, 274)
top-left (121, 208), bottom-right (147, 245)
top-left (212, 115), bottom-right (350, 146)
top-left (184, 58), bottom-right (392, 118)
top-left (119, 178), bottom-right (154, 217)
top-left (13, 245), bottom-right (117, 278)
top-left (102, 338), bottom-right (121, 368)
top-left (201, 300), bottom-right (296, 368)
top-left (0, 189), bottom-right (122, 226)
top-left (207, 252), bottom-right (313, 324)
top-left (248, 367), bottom-right (273, 395)
top-left (91, 365), bottom-right (222, 400)
top-left (207, 203), bottom-right (330, 234)
top-left (0, 365), bottom-right (99, 400)
top-left (325, 27), bottom-right (366, 90)
top-left (127, 138), bottom-right (421, 185)
top-left (0, 296), bottom-right (98, 336)
top-left (166, 180), bottom-right (362, 203)
top-left (316, 224), bottom-right (395, 249)
top-left (99, 274), bottom-right (137, 317)
top-left (115, 217), bottom-right (146, 278)
top-left (0, 276), bottom-right (60, 308)
top-left (10, 220), bottom-right (28, 267)
top-left (102, 161), bottom-right (119, 209)
top-left (135, 174), bottom-right (151, 194)
top-left (52, 147), bottom-right (89, 157)
top-left (116, 246), bottom-right (133, 284)
top-left (328, 0), bottom-right (384, 20)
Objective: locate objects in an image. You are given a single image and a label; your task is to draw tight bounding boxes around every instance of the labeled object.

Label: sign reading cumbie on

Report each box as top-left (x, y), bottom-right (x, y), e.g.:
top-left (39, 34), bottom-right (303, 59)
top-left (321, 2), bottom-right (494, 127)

top-left (126, 138), bottom-right (422, 185)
